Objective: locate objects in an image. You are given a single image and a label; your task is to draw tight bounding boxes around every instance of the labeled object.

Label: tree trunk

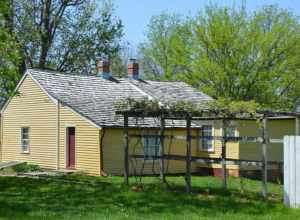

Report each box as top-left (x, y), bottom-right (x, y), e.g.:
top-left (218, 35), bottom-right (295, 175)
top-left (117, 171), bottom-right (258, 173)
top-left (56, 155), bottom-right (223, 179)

top-left (3, 0), bottom-right (14, 33)
top-left (38, 0), bottom-right (52, 69)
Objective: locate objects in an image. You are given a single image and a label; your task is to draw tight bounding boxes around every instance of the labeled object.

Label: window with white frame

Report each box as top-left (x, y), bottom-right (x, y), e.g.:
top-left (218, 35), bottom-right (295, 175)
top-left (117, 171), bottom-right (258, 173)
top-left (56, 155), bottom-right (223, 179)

top-left (21, 127), bottom-right (30, 153)
top-left (225, 126), bottom-right (237, 138)
top-left (202, 125), bottom-right (213, 151)
top-left (143, 133), bottom-right (160, 160)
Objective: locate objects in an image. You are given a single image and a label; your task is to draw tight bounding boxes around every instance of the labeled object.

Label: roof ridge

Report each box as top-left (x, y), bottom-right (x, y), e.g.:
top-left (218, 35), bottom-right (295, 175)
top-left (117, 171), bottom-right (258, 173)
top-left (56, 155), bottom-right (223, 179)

top-left (29, 68), bottom-right (190, 85)
top-left (126, 79), bottom-right (156, 100)
top-left (126, 79), bottom-right (166, 108)
top-left (29, 68), bottom-right (103, 80)
top-left (29, 68), bottom-right (186, 83)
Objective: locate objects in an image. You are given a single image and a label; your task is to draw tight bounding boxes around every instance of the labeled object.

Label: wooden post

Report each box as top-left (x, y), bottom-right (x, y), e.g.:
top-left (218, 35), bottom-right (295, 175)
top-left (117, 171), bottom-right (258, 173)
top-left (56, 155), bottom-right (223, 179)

top-left (261, 117), bottom-right (268, 199)
top-left (222, 119), bottom-right (228, 190)
top-left (123, 113), bottom-right (129, 185)
top-left (159, 116), bottom-right (166, 183)
top-left (185, 116), bottom-right (192, 193)
top-left (296, 116), bottom-right (300, 136)
top-left (56, 101), bottom-right (60, 170)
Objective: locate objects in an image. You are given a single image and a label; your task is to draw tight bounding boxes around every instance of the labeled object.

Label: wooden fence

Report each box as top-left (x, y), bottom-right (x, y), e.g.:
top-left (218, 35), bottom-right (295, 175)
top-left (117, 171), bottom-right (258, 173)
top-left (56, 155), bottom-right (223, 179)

top-left (284, 136), bottom-right (300, 208)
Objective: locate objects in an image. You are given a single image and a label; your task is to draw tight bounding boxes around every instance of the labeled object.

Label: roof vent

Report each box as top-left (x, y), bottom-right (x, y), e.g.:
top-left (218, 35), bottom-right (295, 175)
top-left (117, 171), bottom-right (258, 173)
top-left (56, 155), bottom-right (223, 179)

top-left (127, 58), bottom-right (139, 80)
top-left (97, 59), bottom-right (111, 79)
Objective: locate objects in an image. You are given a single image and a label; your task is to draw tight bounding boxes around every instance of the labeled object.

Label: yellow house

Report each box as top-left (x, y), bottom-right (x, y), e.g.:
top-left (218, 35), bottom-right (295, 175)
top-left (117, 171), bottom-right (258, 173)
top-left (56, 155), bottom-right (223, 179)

top-left (0, 62), bottom-right (297, 177)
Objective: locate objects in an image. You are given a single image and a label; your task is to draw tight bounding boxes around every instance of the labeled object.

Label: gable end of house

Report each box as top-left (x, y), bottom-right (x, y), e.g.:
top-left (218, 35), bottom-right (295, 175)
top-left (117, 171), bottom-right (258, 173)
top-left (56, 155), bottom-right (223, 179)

top-left (1, 70), bottom-right (102, 129)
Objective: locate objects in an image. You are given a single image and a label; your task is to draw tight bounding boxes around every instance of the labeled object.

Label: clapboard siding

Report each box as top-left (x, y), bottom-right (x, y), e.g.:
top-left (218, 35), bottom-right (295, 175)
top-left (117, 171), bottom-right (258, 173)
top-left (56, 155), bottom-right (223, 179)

top-left (102, 120), bottom-right (232, 175)
top-left (1, 73), bottom-right (295, 176)
top-left (1, 75), bottom-right (101, 175)
top-left (102, 128), bottom-right (197, 175)
top-left (1, 75), bottom-right (57, 168)
top-left (195, 120), bottom-right (239, 170)
top-left (0, 115), bottom-right (3, 161)
top-left (238, 119), bottom-right (295, 161)
top-left (58, 106), bottom-right (100, 175)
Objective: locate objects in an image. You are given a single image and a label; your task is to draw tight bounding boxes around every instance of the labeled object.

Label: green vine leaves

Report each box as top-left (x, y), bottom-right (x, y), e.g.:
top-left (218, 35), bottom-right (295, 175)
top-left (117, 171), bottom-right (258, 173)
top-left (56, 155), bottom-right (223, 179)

top-left (115, 97), bottom-right (261, 119)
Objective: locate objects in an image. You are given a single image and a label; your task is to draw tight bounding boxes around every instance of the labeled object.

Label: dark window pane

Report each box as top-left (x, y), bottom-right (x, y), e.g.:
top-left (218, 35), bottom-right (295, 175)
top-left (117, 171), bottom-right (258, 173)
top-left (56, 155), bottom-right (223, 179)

top-left (21, 127), bottom-right (30, 152)
top-left (202, 125), bottom-right (213, 151)
top-left (226, 126), bottom-right (236, 137)
top-left (143, 134), bottom-right (160, 160)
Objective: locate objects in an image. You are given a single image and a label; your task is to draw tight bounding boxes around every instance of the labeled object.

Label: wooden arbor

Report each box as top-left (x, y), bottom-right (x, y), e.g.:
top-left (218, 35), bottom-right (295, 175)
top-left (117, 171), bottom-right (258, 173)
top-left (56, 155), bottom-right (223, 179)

top-left (117, 109), bottom-right (300, 198)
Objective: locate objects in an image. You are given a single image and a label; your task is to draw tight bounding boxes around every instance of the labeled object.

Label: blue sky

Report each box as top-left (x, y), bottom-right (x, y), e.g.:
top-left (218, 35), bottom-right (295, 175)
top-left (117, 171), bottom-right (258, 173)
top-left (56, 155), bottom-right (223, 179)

top-left (113, 0), bottom-right (300, 47)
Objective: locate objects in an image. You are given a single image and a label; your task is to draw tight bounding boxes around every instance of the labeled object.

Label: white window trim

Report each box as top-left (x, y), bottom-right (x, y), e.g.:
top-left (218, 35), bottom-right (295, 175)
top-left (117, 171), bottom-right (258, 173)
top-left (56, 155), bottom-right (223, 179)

top-left (198, 121), bottom-right (215, 152)
top-left (20, 127), bottom-right (30, 154)
top-left (225, 126), bottom-right (239, 138)
top-left (222, 122), bottom-right (239, 139)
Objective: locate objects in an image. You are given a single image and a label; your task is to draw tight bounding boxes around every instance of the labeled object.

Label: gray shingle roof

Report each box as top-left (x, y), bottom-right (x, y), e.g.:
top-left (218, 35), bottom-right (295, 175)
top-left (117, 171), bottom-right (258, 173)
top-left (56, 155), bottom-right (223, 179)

top-left (129, 79), bottom-right (212, 104)
top-left (28, 69), bottom-right (213, 128)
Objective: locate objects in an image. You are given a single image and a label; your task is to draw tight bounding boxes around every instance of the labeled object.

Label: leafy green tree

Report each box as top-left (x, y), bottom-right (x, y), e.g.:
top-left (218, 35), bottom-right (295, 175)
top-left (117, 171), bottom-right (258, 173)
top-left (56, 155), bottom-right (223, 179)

top-left (191, 5), bottom-right (300, 109)
top-left (110, 42), bottom-right (135, 77)
top-left (0, 0), bottom-right (21, 103)
top-left (139, 13), bottom-right (191, 80)
top-left (14, 0), bottom-right (123, 74)
top-left (140, 5), bottom-right (300, 110)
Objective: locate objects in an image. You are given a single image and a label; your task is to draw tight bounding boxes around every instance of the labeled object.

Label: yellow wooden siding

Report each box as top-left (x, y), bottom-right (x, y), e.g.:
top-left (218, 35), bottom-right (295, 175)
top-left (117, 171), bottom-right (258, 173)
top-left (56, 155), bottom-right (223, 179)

top-left (1, 75), bottom-right (101, 175)
top-left (1, 73), bottom-right (295, 176)
top-left (102, 121), bottom-right (238, 175)
top-left (0, 112), bottom-right (3, 161)
top-left (58, 106), bottom-right (100, 175)
top-left (102, 119), bottom-right (295, 174)
top-left (197, 120), bottom-right (238, 170)
top-left (196, 119), bottom-right (294, 170)
top-left (237, 119), bottom-right (295, 162)
top-left (102, 128), bottom-right (198, 175)
top-left (1, 75), bottom-right (57, 168)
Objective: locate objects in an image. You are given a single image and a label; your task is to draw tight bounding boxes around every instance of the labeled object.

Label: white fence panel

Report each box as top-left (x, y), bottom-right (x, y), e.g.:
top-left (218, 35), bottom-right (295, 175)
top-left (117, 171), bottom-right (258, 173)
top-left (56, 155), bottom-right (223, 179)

top-left (284, 136), bottom-right (300, 208)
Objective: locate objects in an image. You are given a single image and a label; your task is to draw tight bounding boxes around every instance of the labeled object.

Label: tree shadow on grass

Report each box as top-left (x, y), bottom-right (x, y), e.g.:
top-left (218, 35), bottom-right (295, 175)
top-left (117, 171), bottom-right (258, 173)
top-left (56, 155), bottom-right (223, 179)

top-left (0, 176), bottom-right (290, 220)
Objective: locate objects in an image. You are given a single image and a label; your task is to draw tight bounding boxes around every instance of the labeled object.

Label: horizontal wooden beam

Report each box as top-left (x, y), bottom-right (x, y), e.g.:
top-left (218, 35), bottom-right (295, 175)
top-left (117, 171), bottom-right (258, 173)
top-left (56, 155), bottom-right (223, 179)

top-left (163, 117), bottom-right (258, 121)
top-left (127, 134), bottom-right (283, 144)
top-left (130, 154), bottom-right (283, 167)
top-left (116, 110), bottom-right (300, 119)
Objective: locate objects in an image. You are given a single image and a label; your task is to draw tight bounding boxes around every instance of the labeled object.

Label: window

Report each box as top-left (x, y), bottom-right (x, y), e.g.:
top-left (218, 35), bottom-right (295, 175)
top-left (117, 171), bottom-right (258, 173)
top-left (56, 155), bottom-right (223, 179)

top-left (202, 125), bottom-right (213, 151)
top-left (143, 133), bottom-right (160, 160)
top-left (225, 126), bottom-right (237, 138)
top-left (21, 127), bottom-right (30, 153)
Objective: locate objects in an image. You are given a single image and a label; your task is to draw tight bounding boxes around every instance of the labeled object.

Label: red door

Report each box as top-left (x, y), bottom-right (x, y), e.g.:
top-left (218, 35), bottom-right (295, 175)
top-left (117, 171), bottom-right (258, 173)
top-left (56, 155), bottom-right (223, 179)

top-left (67, 127), bottom-right (75, 169)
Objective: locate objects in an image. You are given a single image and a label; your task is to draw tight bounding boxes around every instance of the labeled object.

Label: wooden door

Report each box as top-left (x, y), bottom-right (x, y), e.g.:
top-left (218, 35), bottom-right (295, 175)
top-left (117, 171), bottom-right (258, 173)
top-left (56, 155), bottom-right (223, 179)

top-left (67, 127), bottom-right (75, 169)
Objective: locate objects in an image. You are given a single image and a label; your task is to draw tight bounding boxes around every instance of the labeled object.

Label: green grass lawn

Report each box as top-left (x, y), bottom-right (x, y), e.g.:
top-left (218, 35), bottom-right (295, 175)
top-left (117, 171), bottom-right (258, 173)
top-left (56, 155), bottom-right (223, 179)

top-left (0, 174), bottom-right (299, 220)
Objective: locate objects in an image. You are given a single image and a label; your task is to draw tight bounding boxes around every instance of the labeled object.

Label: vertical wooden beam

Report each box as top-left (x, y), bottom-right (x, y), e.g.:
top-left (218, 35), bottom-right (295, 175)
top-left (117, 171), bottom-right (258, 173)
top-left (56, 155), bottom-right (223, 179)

top-left (222, 119), bottom-right (228, 190)
top-left (0, 113), bottom-right (3, 162)
top-left (261, 117), bottom-right (268, 199)
top-left (123, 113), bottom-right (129, 185)
top-left (56, 101), bottom-right (60, 170)
top-left (159, 116), bottom-right (166, 183)
top-left (296, 116), bottom-right (300, 136)
top-left (185, 116), bottom-right (192, 193)
top-left (99, 128), bottom-right (106, 176)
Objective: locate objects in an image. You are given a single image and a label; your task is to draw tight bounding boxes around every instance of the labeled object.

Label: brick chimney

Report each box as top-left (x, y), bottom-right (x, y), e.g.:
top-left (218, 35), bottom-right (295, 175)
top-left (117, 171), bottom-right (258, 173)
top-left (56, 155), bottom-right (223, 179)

top-left (97, 59), bottom-right (111, 79)
top-left (127, 58), bottom-right (139, 79)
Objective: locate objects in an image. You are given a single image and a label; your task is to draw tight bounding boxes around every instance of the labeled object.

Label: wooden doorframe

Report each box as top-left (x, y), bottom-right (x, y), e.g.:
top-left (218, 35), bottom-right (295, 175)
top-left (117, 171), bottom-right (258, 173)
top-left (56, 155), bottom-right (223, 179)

top-left (65, 126), bottom-right (76, 169)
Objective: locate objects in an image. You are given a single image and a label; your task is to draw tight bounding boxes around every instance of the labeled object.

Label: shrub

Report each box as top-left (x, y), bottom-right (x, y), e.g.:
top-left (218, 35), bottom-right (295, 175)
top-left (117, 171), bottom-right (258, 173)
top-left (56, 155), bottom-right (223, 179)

top-left (13, 163), bottom-right (41, 173)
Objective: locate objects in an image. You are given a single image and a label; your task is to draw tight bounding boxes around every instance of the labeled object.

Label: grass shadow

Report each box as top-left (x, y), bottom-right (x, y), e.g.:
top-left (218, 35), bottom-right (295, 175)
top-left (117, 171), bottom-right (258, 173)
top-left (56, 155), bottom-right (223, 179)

top-left (0, 175), bottom-right (295, 220)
